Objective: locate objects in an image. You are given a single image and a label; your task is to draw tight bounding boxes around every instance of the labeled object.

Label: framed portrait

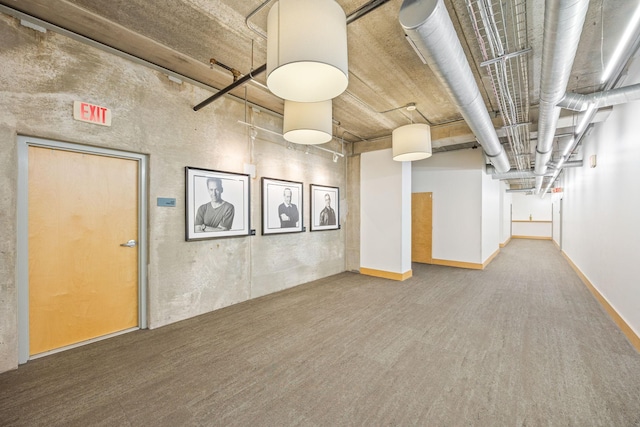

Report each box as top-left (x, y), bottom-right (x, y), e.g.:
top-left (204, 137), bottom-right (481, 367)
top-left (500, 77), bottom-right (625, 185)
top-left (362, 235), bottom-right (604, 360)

top-left (185, 167), bottom-right (251, 241)
top-left (310, 184), bottom-right (340, 231)
top-left (261, 177), bottom-right (303, 235)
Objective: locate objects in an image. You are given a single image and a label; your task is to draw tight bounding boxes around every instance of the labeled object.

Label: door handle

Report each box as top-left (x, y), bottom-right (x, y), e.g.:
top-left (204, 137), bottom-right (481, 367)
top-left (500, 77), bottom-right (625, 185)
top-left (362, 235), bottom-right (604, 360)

top-left (120, 239), bottom-right (137, 247)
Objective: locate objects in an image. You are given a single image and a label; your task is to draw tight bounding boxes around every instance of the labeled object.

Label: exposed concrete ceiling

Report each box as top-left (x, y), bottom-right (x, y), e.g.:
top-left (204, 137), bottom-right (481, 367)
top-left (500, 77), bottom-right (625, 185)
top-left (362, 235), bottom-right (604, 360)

top-left (1, 0), bottom-right (638, 188)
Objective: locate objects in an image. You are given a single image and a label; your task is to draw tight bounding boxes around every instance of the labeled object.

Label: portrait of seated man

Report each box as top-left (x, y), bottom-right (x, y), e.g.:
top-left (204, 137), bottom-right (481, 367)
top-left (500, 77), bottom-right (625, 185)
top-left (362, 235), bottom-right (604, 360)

top-left (278, 187), bottom-right (299, 228)
top-left (319, 192), bottom-right (336, 226)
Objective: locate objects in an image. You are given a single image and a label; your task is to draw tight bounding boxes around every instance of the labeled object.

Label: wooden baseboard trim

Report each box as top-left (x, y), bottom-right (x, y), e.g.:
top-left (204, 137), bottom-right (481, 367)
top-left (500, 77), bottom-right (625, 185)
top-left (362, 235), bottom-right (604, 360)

top-left (562, 252), bottom-right (640, 353)
top-left (430, 249), bottom-right (499, 271)
top-left (360, 267), bottom-right (412, 281)
top-left (499, 237), bottom-right (511, 248)
top-left (483, 248), bottom-right (500, 268)
top-left (512, 235), bottom-right (552, 240)
top-left (431, 259), bottom-right (484, 270)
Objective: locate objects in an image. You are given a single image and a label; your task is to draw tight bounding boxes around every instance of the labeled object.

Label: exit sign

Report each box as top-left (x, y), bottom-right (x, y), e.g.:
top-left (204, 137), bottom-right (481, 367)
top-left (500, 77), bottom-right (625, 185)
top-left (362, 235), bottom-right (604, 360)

top-left (73, 101), bottom-right (112, 126)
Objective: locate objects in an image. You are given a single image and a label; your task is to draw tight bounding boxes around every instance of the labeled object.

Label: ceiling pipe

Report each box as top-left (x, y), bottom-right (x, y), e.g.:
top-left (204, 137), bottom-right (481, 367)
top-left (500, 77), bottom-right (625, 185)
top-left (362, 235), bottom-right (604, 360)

top-left (491, 170), bottom-right (554, 180)
top-left (506, 188), bottom-right (536, 193)
top-left (399, 0), bottom-right (510, 173)
top-left (558, 83), bottom-right (640, 111)
top-left (489, 160), bottom-right (582, 180)
top-left (533, 0), bottom-right (590, 194)
top-left (548, 160), bottom-right (583, 169)
top-left (346, 0), bottom-right (393, 24)
top-left (193, 64), bottom-right (267, 111)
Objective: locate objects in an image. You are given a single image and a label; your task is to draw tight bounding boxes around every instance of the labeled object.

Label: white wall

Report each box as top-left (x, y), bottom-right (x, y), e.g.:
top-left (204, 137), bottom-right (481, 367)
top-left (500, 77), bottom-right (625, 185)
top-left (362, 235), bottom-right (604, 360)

top-left (481, 171), bottom-right (501, 261)
top-left (500, 181), bottom-right (512, 244)
top-left (400, 159), bottom-right (412, 273)
top-left (360, 149), bottom-right (411, 274)
top-left (0, 16), bottom-right (346, 372)
top-left (511, 193), bottom-right (552, 221)
top-left (551, 192), bottom-right (562, 246)
top-left (561, 61), bottom-right (640, 337)
top-left (412, 150), bottom-right (484, 264)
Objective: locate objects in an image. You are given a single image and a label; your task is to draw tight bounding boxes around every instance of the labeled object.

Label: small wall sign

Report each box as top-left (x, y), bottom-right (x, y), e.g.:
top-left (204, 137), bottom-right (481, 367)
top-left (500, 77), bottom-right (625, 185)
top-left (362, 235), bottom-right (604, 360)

top-left (73, 101), bottom-right (112, 126)
top-left (157, 197), bottom-right (177, 207)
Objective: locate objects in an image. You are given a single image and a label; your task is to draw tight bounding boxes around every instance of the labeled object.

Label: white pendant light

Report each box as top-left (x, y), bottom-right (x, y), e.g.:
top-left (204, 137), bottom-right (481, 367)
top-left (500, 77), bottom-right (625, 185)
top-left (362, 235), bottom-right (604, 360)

top-left (392, 123), bottom-right (432, 161)
top-left (267, 0), bottom-right (348, 102)
top-left (283, 100), bottom-right (333, 145)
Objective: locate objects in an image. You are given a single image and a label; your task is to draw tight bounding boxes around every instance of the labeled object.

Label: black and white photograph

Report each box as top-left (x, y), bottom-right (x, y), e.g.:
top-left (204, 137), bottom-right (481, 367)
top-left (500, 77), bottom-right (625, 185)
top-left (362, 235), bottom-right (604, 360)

top-left (262, 177), bottom-right (303, 235)
top-left (310, 184), bottom-right (339, 231)
top-left (185, 166), bottom-right (250, 241)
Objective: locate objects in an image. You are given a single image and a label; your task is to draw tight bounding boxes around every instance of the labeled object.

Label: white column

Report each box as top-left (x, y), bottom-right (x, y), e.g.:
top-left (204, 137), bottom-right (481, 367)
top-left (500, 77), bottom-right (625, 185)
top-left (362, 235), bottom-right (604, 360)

top-left (360, 149), bottom-right (412, 280)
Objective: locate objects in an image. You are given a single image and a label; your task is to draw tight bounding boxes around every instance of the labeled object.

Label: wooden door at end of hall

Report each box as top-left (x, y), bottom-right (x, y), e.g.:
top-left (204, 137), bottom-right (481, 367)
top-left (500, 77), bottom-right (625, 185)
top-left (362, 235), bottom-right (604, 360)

top-left (412, 192), bottom-right (433, 264)
top-left (28, 145), bottom-right (139, 356)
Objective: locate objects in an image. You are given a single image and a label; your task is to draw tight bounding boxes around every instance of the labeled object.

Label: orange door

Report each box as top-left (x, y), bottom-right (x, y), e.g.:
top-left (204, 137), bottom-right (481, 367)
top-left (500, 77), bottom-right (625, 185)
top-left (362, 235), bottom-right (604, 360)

top-left (28, 146), bottom-right (139, 356)
top-left (412, 192), bottom-right (433, 264)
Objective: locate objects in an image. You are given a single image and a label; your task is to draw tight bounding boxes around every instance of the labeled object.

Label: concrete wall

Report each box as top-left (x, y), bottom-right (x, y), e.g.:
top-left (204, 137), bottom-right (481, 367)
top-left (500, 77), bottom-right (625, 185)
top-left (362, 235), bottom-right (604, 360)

top-left (560, 59), bottom-right (640, 339)
top-left (346, 154), bottom-right (360, 272)
top-left (0, 14), bottom-right (346, 372)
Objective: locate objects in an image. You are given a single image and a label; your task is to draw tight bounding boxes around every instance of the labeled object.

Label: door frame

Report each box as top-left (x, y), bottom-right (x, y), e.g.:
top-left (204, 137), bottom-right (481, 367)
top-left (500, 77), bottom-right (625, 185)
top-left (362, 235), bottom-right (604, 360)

top-left (559, 197), bottom-right (563, 251)
top-left (17, 135), bottom-right (148, 364)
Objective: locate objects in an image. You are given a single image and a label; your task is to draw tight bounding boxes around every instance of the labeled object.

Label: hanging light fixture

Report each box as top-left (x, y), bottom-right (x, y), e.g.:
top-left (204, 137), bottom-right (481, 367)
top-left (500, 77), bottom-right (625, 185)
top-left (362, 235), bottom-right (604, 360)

top-left (283, 100), bottom-right (333, 145)
top-left (267, 0), bottom-right (348, 102)
top-left (392, 106), bottom-right (432, 161)
top-left (392, 124), bottom-right (432, 161)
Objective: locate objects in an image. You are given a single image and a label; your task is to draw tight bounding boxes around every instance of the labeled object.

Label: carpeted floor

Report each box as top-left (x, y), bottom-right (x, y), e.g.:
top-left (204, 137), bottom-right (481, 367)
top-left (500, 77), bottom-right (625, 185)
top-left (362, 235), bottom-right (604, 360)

top-left (1, 239), bottom-right (639, 426)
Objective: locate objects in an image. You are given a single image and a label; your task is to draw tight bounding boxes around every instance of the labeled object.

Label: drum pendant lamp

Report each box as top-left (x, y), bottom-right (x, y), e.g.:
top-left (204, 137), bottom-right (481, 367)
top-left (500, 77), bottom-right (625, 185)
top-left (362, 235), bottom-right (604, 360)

top-left (392, 123), bottom-right (432, 161)
top-left (267, 0), bottom-right (348, 102)
top-left (283, 100), bottom-right (333, 145)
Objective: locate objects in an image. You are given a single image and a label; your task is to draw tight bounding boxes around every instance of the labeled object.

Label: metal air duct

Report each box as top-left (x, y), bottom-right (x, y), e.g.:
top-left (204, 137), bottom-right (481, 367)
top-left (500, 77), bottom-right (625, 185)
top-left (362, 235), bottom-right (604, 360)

top-left (558, 83), bottom-right (640, 111)
top-left (533, 0), bottom-right (590, 194)
top-left (489, 160), bottom-right (583, 180)
top-left (399, 0), bottom-right (510, 173)
top-left (490, 170), bottom-right (554, 180)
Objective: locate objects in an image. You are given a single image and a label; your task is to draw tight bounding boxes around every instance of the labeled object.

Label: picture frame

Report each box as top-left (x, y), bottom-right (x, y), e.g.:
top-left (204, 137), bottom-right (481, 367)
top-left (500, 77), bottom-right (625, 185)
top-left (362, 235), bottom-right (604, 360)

top-left (185, 166), bottom-right (251, 241)
top-left (310, 184), bottom-right (340, 231)
top-left (261, 177), bottom-right (304, 235)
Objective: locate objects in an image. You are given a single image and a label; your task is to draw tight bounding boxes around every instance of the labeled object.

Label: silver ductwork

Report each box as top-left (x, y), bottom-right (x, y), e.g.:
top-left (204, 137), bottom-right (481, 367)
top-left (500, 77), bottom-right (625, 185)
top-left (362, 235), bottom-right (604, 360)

top-left (399, 0), bottom-right (510, 173)
top-left (558, 83), bottom-right (640, 111)
top-left (489, 160), bottom-right (582, 180)
top-left (491, 170), bottom-right (554, 180)
top-left (506, 188), bottom-right (536, 193)
top-left (534, 0), bottom-right (590, 194)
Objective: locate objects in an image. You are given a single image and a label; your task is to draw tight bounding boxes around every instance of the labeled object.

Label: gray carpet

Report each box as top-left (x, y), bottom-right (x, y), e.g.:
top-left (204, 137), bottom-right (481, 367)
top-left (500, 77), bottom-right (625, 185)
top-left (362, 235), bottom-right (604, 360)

top-left (1, 239), bottom-right (639, 426)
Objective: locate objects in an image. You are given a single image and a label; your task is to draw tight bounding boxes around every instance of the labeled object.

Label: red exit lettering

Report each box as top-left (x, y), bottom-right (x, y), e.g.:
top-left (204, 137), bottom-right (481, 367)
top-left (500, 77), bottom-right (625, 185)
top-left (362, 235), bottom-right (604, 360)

top-left (73, 101), bottom-right (112, 127)
top-left (80, 103), bottom-right (107, 123)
